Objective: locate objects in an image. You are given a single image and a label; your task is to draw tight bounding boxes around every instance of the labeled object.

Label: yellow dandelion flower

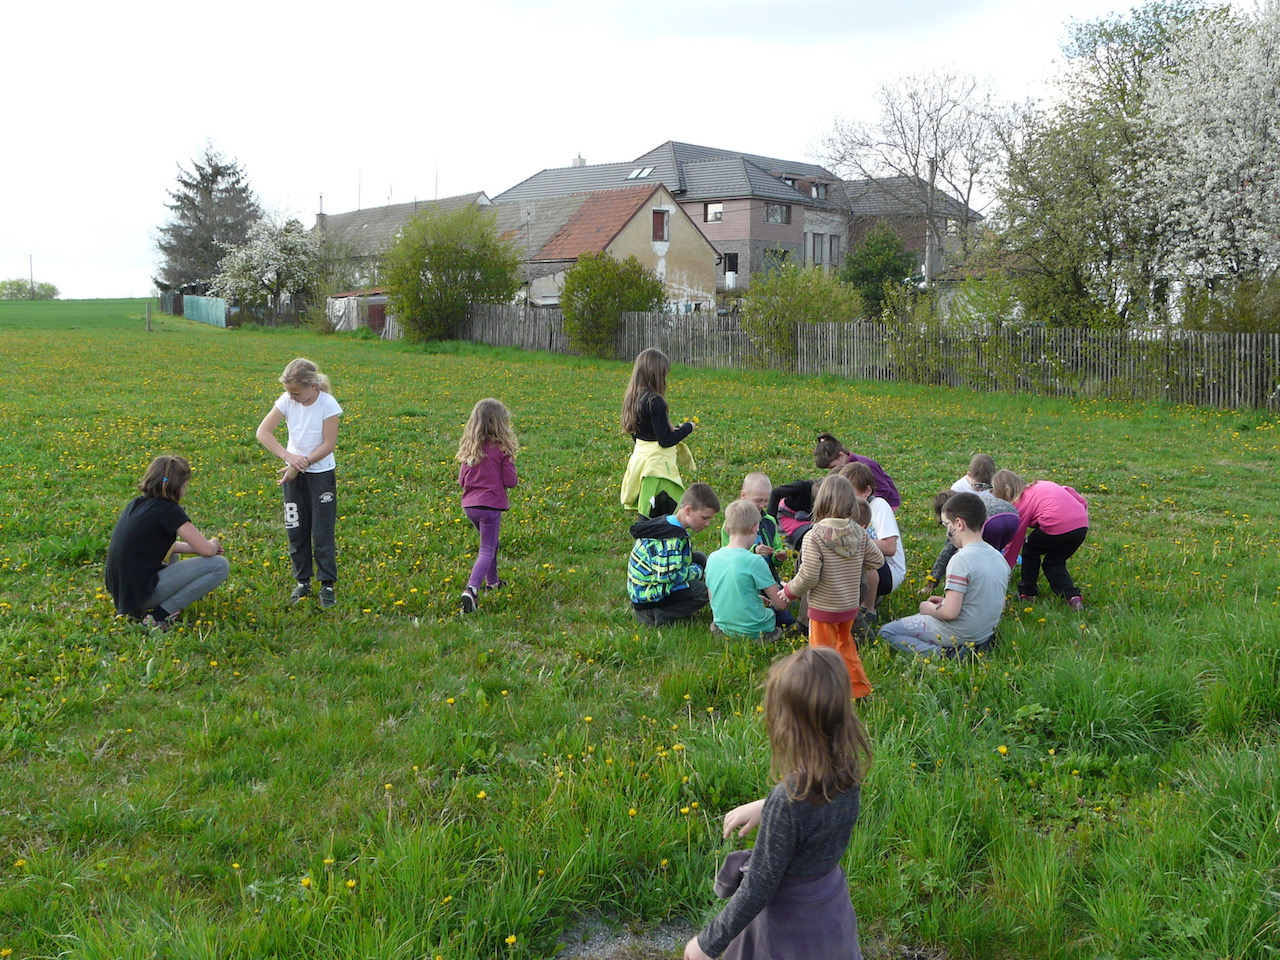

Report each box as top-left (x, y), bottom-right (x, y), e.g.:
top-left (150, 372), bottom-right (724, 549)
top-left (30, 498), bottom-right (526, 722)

top-left (629, 808), bottom-right (637, 817)
top-left (997, 745), bottom-right (1009, 755)
top-left (346, 878), bottom-right (357, 889)
top-left (300, 876), bottom-right (312, 888)
top-left (506, 935), bottom-right (518, 945)
top-left (476, 790), bottom-right (488, 799)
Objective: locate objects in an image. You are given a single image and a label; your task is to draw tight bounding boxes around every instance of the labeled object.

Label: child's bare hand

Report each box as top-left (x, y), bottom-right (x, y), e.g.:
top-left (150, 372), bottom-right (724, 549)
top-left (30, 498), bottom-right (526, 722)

top-left (755, 544), bottom-right (774, 557)
top-left (277, 464), bottom-right (299, 486)
top-left (722, 798), bottom-right (766, 837)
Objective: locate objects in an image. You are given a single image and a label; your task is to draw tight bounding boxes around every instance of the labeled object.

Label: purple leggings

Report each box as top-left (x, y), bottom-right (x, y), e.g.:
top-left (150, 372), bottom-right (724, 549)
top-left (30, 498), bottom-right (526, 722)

top-left (465, 506), bottom-right (503, 591)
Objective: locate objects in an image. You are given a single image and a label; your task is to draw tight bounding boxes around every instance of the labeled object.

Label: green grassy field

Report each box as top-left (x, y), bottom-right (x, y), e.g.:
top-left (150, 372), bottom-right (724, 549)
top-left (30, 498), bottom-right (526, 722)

top-left (1, 299), bottom-right (1278, 959)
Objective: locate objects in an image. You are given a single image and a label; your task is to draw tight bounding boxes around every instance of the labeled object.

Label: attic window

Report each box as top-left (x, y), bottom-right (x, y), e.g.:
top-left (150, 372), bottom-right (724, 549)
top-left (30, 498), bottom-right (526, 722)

top-left (652, 210), bottom-right (670, 241)
top-left (626, 166), bottom-right (655, 179)
top-left (811, 182), bottom-right (828, 200)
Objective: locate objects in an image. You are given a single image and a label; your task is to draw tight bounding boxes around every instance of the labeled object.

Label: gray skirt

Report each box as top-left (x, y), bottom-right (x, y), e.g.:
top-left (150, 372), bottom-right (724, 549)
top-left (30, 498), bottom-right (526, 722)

top-left (717, 851), bottom-right (861, 960)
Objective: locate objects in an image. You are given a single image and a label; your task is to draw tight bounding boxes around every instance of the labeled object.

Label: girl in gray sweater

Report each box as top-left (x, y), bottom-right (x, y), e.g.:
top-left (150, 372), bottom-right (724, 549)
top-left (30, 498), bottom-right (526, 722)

top-left (685, 647), bottom-right (872, 960)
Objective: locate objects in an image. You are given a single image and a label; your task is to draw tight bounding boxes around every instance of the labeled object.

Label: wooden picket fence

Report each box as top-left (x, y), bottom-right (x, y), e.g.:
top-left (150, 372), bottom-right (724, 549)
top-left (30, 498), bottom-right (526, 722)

top-left (456, 304), bottom-right (1280, 410)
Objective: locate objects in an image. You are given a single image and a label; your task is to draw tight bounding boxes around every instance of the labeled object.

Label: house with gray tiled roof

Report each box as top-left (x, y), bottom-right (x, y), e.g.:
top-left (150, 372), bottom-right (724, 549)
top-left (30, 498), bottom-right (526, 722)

top-left (313, 192), bottom-right (492, 287)
top-left (843, 176), bottom-right (982, 280)
top-left (491, 184), bottom-right (718, 308)
top-left (494, 141), bottom-right (847, 288)
top-left (495, 141), bottom-right (982, 289)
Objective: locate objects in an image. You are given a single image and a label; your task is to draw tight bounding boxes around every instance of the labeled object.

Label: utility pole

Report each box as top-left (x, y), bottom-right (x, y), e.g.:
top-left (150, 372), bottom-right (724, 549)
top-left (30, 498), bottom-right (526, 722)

top-left (924, 158), bottom-right (937, 290)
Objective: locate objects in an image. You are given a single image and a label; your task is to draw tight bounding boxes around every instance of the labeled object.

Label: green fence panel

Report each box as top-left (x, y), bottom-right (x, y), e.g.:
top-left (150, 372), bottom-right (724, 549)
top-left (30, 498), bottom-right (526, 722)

top-left (184, 296), bottom-right (227, 328)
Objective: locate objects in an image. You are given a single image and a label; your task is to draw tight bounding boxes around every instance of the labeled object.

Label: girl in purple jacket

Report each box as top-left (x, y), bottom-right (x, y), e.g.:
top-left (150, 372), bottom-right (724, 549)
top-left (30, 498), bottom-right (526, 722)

top-left (456, 398), bottom-right (519, 614)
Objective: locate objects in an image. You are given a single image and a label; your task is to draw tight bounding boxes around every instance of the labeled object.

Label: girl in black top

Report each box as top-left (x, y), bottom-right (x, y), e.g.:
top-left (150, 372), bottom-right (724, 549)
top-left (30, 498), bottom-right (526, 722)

top-left (619, 348), bottom-right (698, 516)
top-left (104, 455), bottom-right (229, 625)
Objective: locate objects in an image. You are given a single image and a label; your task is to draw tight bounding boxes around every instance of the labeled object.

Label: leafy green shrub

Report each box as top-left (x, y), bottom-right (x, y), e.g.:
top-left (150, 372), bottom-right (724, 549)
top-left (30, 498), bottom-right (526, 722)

top-left (738, 264), bottom-right (862, 364)
top-left (839, 221), bottom-right (916, 318)
top-left (560, 253), bottom-right (664, 358)
top-left (383, 205), bottom-right (521, 342)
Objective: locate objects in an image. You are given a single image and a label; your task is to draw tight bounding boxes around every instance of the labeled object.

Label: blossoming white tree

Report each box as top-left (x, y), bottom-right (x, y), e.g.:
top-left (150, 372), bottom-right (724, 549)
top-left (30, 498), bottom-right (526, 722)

top-left (210, 217), bottom-right (323, 311)
top-left (1140, 1), bottom-right (1280, 284)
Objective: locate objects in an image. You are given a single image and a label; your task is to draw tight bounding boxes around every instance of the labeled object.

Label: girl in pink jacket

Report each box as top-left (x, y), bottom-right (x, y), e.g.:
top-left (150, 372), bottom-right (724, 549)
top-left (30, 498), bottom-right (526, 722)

top-left (992, 470), bottom-right (1089, 610)
top-left (457, 399), bottom-right (520, 614)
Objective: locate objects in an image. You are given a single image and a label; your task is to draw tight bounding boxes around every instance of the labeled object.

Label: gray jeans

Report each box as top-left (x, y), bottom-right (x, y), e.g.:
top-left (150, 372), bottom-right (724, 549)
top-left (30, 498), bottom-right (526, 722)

top-left (143, 554), bottom-right (230, 616)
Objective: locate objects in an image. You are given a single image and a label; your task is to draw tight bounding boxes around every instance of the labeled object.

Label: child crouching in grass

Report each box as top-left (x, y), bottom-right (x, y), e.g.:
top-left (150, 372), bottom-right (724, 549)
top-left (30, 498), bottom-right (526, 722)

top-left (628, 482), bottom-right (719, 626)
top-left (707, 500), bottom-right (789, 642)
top-left (881, 492), bottom-right (1010, 659)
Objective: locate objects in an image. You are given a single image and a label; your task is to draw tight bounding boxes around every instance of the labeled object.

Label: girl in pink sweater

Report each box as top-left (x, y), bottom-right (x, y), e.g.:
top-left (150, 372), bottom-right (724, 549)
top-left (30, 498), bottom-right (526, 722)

top-left (992, 469), bottom-right (1089, 610)
top-left (457, 398), bottom-right (519, 614)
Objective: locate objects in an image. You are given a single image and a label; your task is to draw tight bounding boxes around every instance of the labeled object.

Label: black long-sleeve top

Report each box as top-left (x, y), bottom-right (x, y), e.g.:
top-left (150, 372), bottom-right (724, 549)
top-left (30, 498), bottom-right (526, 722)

top-left (632, 392), bottom-right (692, 448)
top-left (767, 479), bottom-right (819, 521)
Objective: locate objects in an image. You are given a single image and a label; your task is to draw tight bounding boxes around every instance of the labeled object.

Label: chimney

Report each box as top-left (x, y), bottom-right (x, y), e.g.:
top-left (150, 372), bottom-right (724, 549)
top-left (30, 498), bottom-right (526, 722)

top-left (571, 155), bottom-right (586, 168)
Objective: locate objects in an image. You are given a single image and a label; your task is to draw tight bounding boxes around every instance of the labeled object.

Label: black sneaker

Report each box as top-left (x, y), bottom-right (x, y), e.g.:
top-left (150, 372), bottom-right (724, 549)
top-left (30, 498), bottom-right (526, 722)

top-left (318, 584), bottom-right (336, 609)
top-left (481, 579), bottom-right (508, 592)
top-left (290, 582), bottom-right (311, 604)
top-left (461, 589), bottom-right (478, 614)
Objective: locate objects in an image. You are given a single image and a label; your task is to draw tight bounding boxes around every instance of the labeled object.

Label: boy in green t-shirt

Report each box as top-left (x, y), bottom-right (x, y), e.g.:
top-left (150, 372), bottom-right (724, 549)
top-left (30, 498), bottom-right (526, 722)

top-left (707, 500), bottom-right (790, 640)
top-left (719, 472), bottom-right (789, 580)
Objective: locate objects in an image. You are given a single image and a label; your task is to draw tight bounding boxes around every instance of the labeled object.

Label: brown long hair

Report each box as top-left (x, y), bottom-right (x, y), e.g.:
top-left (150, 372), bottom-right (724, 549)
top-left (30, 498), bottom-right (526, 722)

top-left (991, 469), bottom-right (1027, 504)
top-left (137, 455), bottom-right (191, 503)
top-left (811, 474), bottom-right (856, 523)
top-left (767, 647), bottom-right (871, 802)
top-left (620, 348), bottom-right (671, 435)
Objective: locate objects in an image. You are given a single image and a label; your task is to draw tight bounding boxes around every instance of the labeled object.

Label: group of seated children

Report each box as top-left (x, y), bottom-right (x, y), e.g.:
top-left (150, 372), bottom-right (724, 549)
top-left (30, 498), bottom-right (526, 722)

top-left (626, 439), bottom-right (1021, 698)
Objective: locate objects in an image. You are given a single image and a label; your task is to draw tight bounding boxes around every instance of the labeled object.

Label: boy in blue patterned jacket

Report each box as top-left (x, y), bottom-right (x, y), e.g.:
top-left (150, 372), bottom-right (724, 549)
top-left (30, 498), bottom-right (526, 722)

top-left (628, 482), bottom-right (719, 626)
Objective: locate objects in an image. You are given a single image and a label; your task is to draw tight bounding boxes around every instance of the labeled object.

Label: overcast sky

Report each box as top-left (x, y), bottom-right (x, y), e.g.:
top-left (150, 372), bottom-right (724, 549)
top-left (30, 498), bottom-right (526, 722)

top-left (0, 0), bottom-right (1198, 299)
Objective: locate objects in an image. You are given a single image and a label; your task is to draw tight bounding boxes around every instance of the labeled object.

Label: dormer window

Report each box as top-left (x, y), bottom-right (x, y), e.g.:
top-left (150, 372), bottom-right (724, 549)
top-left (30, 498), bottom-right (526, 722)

top-left (627, 166), bottom-right (655, 179)
top-left (811, 182), bottom-right (828, 200)
top-left (782, 177), bottom-right (798, 188)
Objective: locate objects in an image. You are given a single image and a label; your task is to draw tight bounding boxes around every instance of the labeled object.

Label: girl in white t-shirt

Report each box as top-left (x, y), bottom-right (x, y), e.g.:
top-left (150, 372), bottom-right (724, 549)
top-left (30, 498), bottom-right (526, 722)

top-left (256, 358), bottom-right (344, 608)
top-left (841, 461), bottom-right (905, 616)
